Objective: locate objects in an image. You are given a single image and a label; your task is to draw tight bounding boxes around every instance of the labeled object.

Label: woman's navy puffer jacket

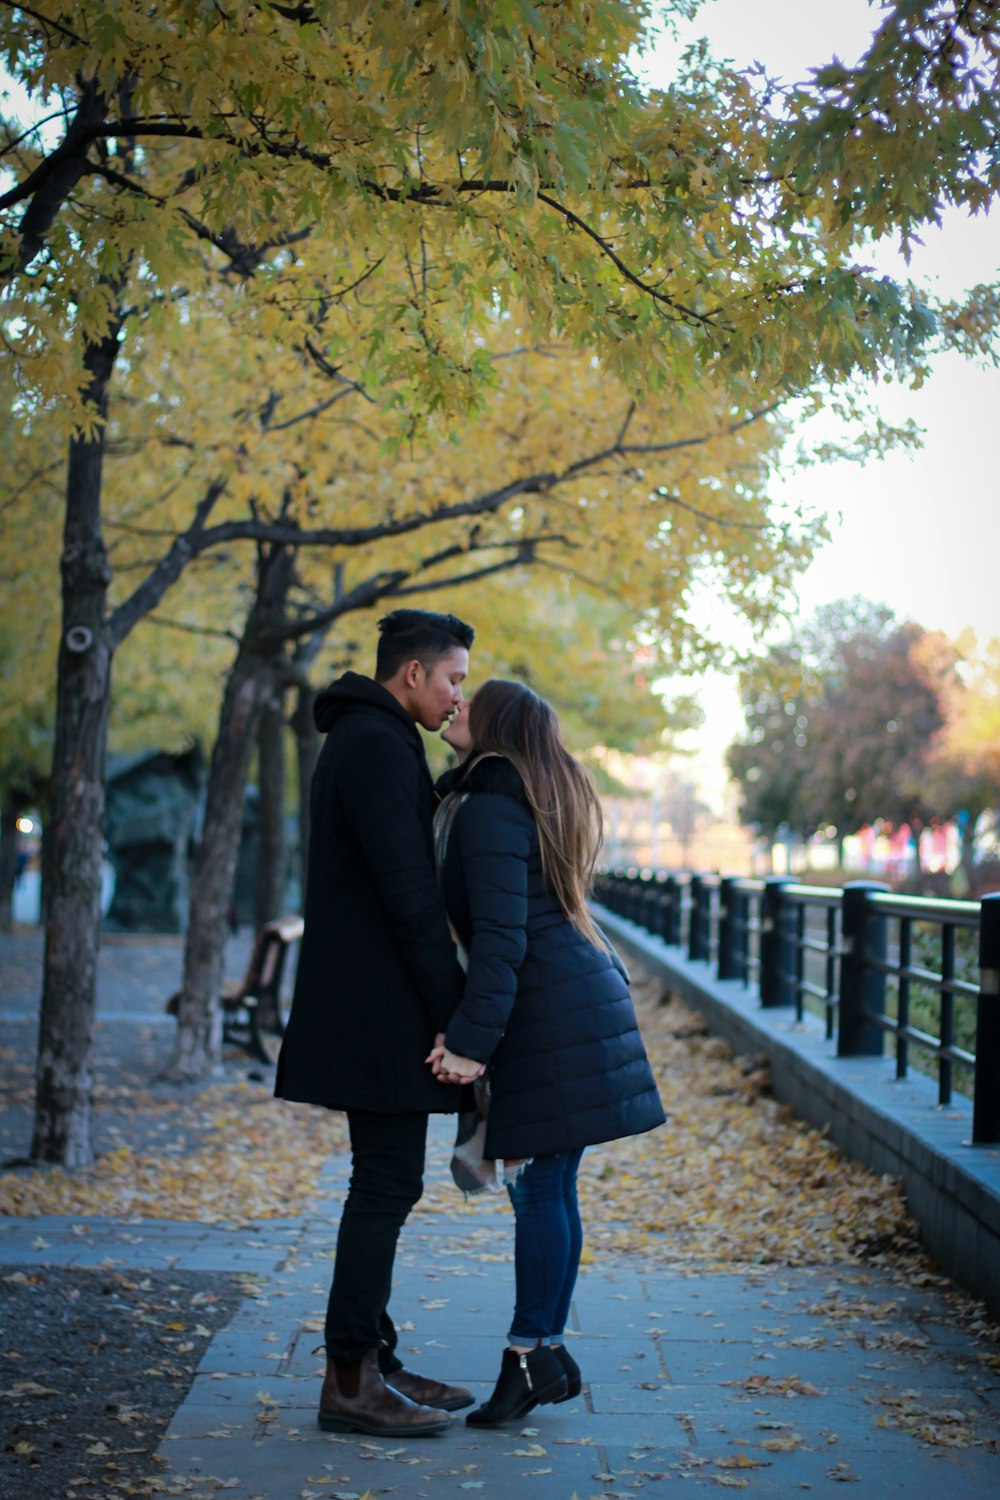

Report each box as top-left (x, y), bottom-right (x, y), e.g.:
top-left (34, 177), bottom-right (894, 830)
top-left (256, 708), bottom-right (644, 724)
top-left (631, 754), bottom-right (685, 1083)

top-left (441, 756), bottom-right (665, 1160)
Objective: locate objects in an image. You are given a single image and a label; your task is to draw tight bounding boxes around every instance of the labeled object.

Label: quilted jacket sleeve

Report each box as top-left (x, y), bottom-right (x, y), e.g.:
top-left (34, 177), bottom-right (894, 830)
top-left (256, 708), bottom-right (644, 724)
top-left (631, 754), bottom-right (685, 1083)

top-left (336, 724), bottom-right (465, 1033)
top-left (443, 797), bottom-right (533, 1064)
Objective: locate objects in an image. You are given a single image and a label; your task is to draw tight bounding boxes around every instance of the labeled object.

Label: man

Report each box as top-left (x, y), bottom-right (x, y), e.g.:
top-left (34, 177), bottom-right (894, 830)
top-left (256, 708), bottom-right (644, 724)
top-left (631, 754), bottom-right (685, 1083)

top-left (276, 609), bottom-right (475, 1436)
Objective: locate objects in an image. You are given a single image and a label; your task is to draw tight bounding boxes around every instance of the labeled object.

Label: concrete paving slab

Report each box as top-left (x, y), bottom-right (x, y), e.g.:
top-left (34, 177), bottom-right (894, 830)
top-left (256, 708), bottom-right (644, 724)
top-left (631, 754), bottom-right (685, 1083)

top-left (94, 1153), bottom-right (986, 1500)
top-left (5, 994), bottom-right (1000, 1497)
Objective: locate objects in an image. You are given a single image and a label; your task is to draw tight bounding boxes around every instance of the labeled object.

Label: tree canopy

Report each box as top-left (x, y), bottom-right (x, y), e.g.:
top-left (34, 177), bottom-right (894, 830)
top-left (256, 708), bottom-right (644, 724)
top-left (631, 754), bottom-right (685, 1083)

top-left (0, 286), bottom-right (796, 783)
top-left (5, 0), bottom-right (996, 440)
top-left (726, 600), bottom-right (995, 866)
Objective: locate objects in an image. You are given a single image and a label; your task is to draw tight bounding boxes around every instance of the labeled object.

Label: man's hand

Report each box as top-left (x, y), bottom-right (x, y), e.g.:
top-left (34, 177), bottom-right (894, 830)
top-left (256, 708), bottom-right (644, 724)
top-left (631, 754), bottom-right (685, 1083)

top-left (426, 1036), bottom-right (485, 1084)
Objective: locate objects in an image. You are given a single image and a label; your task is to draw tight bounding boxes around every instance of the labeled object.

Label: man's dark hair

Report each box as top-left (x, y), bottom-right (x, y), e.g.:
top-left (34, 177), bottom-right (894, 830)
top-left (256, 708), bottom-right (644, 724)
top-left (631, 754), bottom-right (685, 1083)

top-left (375, 609), bottom-right (475, 682)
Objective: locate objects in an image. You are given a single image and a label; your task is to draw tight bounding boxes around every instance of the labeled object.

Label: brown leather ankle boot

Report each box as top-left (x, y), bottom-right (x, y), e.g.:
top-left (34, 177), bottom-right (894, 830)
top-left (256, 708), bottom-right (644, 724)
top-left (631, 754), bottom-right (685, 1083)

top-left (319, 1348), bottom-right (450, 1436)
top-left (386, 1366), bottom-right (474, 1411)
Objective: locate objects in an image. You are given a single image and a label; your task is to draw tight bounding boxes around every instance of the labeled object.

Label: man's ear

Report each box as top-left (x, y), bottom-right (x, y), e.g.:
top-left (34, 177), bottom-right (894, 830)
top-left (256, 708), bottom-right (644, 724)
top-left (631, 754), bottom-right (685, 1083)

top-left (404, 658), bottom-right (423, 687)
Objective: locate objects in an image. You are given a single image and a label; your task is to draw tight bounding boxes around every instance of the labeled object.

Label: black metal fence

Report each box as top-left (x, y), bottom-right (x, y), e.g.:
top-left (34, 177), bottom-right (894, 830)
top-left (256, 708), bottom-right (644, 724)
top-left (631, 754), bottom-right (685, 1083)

top-left (594, 870), bottom-right (1000, 1146)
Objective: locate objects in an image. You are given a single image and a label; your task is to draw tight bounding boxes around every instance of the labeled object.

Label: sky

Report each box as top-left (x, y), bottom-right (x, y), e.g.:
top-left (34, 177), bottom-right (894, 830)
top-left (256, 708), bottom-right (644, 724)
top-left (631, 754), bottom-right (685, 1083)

top-left (639, 0), bottom-right (1000, 801)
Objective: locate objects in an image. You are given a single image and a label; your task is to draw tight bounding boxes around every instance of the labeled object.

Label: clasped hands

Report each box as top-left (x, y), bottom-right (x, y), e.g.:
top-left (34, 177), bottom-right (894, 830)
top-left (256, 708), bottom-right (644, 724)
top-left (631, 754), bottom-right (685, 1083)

top-left (426, 1032), bottom-right (485, 1085)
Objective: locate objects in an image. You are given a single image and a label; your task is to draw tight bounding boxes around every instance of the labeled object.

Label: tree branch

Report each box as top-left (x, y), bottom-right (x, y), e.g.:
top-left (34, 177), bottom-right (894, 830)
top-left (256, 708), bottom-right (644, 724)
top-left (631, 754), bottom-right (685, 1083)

top-left (0, 105), bottom-right (74, 160)
top-left (534, 190), bottom-right (721, 330)
top-left (266, 388), bottom-right (361, 432)
top-left (273, 536), bottom-right (547, 645)
top-left (1, 77), bottom-right (108, 278)
top-left (614, 400), bottom-right (637, 448)
top-left (147, 403), bottom-right (777, 561)
top-left (147, 613), bottom-right (241, 644)
top-left (0, 2), bottom-right (84, 45)
top-left (275, 569), bottom-right (411, 642)
top-left (0, 459), bottom-right (65, 517)
top-left (104, 400), bottom-right (778, 646)
top-left (656, 490), bottom-right (774, 532)
top-left (302, 339), bottom-right (379, 402)
top-left (383, 547), bottom-right (537, 601)
top-left (107, 478), bottom-right (228, 647)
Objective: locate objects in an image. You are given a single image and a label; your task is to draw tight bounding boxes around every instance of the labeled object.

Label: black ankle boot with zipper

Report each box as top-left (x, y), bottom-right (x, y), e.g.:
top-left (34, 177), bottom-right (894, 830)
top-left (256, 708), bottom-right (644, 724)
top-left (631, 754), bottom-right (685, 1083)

top-left (465, 1346), bottom-right (569, 1427)
top-left (551, 1343), bottom-right (581, 1401)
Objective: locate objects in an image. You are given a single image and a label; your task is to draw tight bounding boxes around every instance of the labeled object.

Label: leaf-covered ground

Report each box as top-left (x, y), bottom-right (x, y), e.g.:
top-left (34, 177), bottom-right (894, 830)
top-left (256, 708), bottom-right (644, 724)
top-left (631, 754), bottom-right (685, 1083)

top-left (0, 973), bottom-right (926, 1279)
top-left (413, 974), bottom-right (924, 1277)
top-left (2, 962), bottom-right (997, 1500)
top-left (581, 979), bottom-right (920, 1270)
top-left (0, 1085), bottom-right (345, 1224)
top-left (0, 1267), bottom-right (245, 1500)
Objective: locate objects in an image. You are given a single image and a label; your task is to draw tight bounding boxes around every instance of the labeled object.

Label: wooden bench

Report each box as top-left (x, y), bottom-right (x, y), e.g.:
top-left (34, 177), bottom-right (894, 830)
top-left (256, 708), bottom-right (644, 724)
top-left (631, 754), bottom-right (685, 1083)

top-left (167, 915), bottom-right (303, 1064)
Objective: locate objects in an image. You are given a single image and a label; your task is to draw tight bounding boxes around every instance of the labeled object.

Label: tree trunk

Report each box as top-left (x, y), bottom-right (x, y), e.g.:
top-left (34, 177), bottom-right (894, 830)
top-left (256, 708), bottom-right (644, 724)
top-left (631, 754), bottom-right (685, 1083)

top-left (291, 681), bottom-right (320, 902)
top-left (910, 819), bottom-right (924, 876)
top-left (254, 689), bottom-right (287, 930)
top-left (169, 545), bottom-right (294, 1079)
top-left (39, 807), bottom-right (55, 929)
top-left (32, 322), bottom-right (120, 1165)
top-left (0, 800), bottom-right (19, 931)
top-left (287, 582), bottom-right (339, 906)
top-left (957, 810), bottom-right (977, 886)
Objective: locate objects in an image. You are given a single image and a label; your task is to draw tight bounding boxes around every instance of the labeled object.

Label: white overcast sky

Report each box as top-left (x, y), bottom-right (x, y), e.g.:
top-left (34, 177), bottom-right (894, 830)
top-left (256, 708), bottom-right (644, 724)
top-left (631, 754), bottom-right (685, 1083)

top-left (641, 0), bottom-right (1000, 789)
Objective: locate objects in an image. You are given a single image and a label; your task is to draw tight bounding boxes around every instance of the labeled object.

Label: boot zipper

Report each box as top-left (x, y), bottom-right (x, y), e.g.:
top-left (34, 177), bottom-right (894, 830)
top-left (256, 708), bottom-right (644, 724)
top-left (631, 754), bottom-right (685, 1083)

top-left (519, 1353), bottom-right (533, 1392)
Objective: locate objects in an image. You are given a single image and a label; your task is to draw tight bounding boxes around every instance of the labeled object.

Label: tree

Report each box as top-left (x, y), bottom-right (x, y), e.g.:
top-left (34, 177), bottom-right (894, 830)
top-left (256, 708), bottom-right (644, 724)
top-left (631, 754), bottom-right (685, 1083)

top-left (7, 3), bottom-right (981, 407)
top-left (726, 641), bottom-right (826, 846)
top-left (660, 773), bottom-right (713, 866)
top-left (4, 1), bottom-right (998, 1158)
top-left (779, 0), bottom-right (1000, 255)
top-left (812, 620), bottom-right (955, 863)
top-left (921, 633), bottom-right (1000, 880)
top-left (727, 601), bottom-right (903, 851)
top-left (727, 600), bottom-right (964, 866)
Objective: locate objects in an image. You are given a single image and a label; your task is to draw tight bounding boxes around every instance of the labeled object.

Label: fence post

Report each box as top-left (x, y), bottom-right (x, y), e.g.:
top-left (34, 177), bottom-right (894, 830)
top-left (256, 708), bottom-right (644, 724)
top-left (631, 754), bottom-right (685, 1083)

top-left (973, 893), bottom-right (1000, 1145)
top-left (623, 869), bottom-right (640, 924)
top-left (599, 870), bottom-right (618, 918)
top-left (838, 881), bottom-right (889, 1056)
top-left (640, 870), bottom-right (659, 935)
top-left (629, 870), bottom-right (646, 929)
top-left (652, 873), bottom-right (668, 941)
top-left (718, 876), bottom-right (741, 980)
top-left (688, 874), bottom-right (706, 961)
top-left (759, 877), bottom-right (794, 1007)
top-left (662, 875), bottom-right (682, 946)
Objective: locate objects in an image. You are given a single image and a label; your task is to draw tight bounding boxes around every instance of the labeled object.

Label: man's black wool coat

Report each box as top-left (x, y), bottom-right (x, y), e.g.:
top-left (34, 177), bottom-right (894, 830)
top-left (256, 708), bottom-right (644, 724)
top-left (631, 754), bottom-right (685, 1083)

top-left (275, 672), bottom-right (466, 1113)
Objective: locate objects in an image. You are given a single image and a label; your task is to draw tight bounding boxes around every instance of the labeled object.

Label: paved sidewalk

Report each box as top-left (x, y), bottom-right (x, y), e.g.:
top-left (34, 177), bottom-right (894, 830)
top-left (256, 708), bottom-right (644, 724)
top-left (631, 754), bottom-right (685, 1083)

top-left (2, 1114), bottom-right (999, 1499)
top-left (0, 928), bottom-right (257, 1162)
top-left (2, 931), bottom-right (998, 1496)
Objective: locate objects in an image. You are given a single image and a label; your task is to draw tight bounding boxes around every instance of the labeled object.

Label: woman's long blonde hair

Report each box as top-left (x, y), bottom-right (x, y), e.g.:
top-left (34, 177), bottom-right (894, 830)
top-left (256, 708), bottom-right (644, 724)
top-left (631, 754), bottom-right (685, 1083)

top-left (467, 679), bottom-right (608, 951)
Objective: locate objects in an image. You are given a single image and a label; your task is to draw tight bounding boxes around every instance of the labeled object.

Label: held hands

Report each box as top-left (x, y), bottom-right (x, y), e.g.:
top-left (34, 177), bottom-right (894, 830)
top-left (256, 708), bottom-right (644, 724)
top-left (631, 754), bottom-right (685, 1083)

top-left (426, 1032), bottom-right (485, 1085)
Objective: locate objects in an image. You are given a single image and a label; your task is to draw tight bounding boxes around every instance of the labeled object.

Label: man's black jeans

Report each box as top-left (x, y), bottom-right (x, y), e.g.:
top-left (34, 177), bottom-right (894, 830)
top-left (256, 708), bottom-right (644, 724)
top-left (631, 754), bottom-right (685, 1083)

top-left (325, 1108), bottom-right (429, 1369)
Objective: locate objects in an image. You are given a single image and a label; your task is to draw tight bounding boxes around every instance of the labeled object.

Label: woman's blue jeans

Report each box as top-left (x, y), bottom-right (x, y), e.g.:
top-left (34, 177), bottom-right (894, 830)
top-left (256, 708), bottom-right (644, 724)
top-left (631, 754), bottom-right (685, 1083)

top-left (506, 1148), bottom-right (585, 1343)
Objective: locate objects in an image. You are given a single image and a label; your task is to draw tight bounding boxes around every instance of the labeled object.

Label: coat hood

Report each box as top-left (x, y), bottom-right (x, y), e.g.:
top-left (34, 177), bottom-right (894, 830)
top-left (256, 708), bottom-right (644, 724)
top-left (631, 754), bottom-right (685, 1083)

top-left (313, 671), bottom-right (418, 736)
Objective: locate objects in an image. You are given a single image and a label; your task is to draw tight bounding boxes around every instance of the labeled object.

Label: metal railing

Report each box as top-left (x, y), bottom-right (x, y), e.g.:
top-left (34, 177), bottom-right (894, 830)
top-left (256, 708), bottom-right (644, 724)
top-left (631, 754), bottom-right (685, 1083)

top-left (594, 870), bottom-right (1000, 1146)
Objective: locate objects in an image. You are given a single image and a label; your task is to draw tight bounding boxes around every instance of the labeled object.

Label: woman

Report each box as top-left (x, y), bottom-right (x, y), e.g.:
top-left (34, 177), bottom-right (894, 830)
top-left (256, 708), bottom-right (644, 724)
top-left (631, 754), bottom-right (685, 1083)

top-left (428, 679), bottom-right (665, 1426)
